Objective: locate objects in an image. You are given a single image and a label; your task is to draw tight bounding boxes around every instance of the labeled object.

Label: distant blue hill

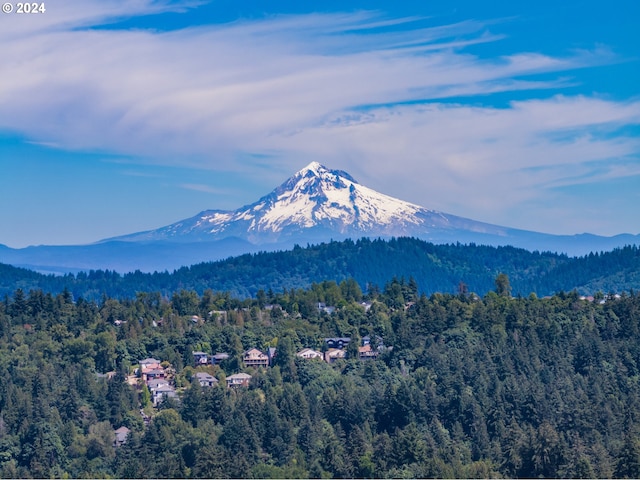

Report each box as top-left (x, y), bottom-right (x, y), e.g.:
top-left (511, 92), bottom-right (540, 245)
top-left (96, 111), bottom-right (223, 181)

top-left (1, 239), bottom-right (639, 300)
top-left (0, 237), bottom-right (260, 274)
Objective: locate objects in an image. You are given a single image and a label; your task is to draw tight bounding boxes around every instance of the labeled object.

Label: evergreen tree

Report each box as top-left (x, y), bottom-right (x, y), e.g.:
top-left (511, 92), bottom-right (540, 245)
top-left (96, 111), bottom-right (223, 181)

top-left (495, 273), bottom-right (512, 297)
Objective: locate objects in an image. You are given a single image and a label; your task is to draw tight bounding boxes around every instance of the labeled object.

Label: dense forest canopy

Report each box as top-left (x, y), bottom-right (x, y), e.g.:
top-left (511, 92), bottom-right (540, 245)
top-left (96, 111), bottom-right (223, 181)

top-left (1, 275), bottom-right (640, 478)
top-left (2, 238), bottom-right (640, 300)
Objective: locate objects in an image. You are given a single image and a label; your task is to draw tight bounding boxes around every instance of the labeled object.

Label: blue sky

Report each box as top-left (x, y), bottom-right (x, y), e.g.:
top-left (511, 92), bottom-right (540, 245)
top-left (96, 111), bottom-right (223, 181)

top-left (1, 0), bottom-right (639, 248)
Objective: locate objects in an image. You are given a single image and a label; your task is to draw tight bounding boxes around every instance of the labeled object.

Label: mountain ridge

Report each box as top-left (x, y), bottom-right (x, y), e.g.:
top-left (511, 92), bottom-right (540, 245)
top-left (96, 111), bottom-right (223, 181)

top-left (1, 162), bottom-right (639, 272)
top-left (2, 239), bottom-right (639, 300)
top-left (106, 161), bottom-right (523, 245)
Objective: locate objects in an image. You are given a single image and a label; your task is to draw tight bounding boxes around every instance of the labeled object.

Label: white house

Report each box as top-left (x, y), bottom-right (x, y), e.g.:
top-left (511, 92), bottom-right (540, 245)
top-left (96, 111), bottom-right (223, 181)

top-left (226, 372), bottom-right (252, 388)
top-left (195, 372), bottom-right (218, 387)
top-left (296, 348), bottom-right (323, 360)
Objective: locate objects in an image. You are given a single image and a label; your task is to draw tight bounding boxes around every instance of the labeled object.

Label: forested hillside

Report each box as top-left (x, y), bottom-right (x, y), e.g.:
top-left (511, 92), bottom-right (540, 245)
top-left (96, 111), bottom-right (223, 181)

top-left (2, 239), bottom-right (640, 300)
top-left (1, 279), bottom-right (640, 478)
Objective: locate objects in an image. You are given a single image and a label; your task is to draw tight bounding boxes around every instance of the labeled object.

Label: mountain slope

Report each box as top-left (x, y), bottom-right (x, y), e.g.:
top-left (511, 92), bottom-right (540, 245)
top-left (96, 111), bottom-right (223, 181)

top-left (106, 162), bottom-right (639, 259)
top-left (1, 162), bottom-right (638, 272)
top-left (2, 239), bottom-right (640, 300)
top-left (107, 162), bottom-right (514, 244)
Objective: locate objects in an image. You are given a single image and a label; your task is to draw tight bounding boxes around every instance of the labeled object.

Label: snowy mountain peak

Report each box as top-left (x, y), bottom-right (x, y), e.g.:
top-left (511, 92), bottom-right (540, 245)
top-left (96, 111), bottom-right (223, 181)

top-left (107, 163), bottom-right (511, 245)
top-left (290, 162), bottom-right (358, 186)
top-left (298, 161), bottom-right (325, 176)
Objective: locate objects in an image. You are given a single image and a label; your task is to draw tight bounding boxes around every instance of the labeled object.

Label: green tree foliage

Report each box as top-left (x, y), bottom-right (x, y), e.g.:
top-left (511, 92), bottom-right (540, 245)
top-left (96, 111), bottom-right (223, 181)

top-left (273, 333), bottom-right (297, 382)
top-left (0, 280), bottom-right (639, 477)
top-left (495, 273), bottom-right (512, 297)
top-left (3, 241), bottom-right (640, 300)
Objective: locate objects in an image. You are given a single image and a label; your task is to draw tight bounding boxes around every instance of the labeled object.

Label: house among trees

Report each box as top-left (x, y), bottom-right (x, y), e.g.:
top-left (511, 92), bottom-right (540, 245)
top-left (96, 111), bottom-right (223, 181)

top-left (296, 348), bottom-right (323, 360)
top-left (195, 372), bottom-right (218, 387)
top-left (192, 351), bottom-right (209, 365)
top-left (211, 353), bottom-right (230, 365)
top-left (147, 378), bottom-right (170, 391)
top-left (324, 337), bottom-right (351, 349)
top-left (152, 385), bottom-right (178, 406)
top-left (139, 357), bottom-right (161, 370)
top-left (358, 344), bottom-right (379, 360)
top-left (139, 357), bottom-right (167, 382)
top-left (113, 426), bottom-right (130, 447)
top-left (144, 368), bottom-right (165, 381)
top-left (226, 372), bottom-right (252, 388)
top-left (362, 335), bottom-right (383, 347)
top-left (139, 357), bottom-right (177, 406)
top-left (317, 302), bottom-right (336, 314)
top-left (324, 348), bottom-right (347, 363)
top-left (243, 348), bottom-right (269, 368)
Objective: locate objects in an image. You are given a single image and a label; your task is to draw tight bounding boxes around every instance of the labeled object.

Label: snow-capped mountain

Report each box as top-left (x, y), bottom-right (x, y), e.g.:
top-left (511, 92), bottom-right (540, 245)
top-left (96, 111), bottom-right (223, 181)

top-left (2, 162), bottom-right (638, 273)
top-left (108, 162), bottom-right (513, 245)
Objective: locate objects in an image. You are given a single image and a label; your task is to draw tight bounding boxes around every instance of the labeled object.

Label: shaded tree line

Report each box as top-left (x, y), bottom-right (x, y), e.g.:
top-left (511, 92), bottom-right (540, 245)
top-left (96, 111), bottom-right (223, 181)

top-left (2, 240), bottom-right (640, 301)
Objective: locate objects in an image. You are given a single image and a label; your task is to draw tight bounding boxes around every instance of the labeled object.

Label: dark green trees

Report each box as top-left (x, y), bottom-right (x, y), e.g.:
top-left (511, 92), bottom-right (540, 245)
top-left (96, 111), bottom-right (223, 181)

top-left (0, 283), bottom-right (639, 477)
top-left (495, 273), bottom-right (512, 297)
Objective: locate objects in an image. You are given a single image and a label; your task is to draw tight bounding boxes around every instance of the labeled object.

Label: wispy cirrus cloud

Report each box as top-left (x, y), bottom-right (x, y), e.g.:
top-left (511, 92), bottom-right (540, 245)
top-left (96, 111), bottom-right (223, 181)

top-left (120, 170), bottom-right (166, 178)
top-left (179, 183), bottom-right (227, 194)
top-left (1, 0), bottom-right (638, 236)
top-left (294, 95), bottom-right (640, 234)
top-left (1, 3), bottom-right (619, 161)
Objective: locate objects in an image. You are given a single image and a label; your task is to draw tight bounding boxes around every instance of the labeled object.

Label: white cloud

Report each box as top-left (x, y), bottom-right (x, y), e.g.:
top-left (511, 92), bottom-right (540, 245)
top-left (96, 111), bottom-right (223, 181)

top-left (179, 183), bottom-right (224, 194)
top-left (1, 5), bottom-right (619, 159)
top-left (0, 0), bottom-right (204, 40)
top-left (1, 1), bottom-right (639, 236)
top-left (292, 97), bottom-right (639, 234)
